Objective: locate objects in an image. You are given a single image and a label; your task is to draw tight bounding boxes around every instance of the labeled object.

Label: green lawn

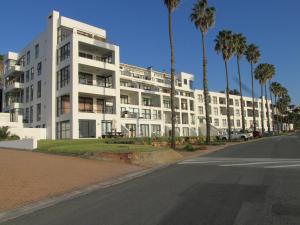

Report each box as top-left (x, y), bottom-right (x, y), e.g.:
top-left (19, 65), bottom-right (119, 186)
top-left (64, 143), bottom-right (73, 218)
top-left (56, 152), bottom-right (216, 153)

top-left (36, 139), bottom-right (168, 156)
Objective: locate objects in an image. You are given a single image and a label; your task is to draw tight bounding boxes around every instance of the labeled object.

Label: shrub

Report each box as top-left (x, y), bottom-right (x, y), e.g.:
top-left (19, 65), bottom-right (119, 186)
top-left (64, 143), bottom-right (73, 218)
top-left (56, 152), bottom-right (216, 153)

top-left (184, 143), bottom-right (196, 152)
top-left (7, 135), bottom-right (20, 140)
top-left (0, 126), bottom-right (10, 139)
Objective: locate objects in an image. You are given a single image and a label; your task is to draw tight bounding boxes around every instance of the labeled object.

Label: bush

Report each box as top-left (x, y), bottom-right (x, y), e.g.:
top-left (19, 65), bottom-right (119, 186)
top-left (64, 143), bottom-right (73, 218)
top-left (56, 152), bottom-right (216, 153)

top-left (184, 143), bottom-right (196, 152)
top-left (0, 126), bottom-right (10, 139)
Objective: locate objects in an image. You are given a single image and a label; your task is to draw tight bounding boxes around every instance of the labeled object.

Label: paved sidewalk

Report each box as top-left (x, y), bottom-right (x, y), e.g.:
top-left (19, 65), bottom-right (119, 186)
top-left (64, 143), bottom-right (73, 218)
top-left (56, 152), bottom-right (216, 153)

top-left (0, 149), bottom-right (142, 212)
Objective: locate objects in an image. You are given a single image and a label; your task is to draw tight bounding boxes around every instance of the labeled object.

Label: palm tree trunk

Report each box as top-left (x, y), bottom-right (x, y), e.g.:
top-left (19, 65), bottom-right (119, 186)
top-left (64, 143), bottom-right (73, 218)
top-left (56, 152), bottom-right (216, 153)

top-left (225, 60), bottom-right (232, 141)
top-left (201, 32), bottom-right (211, 143)
top-left (265, 84), bottom-right (271, 134)
top-left (268, 80), bottom-right (275, 132)
top-left (251, 63), bottom-right (257, 132)
top-left (260, 84), bottom-right (265, 134)
top-left (274, 95), bottom-right (280, 132)
top-left (168, 9), bottom-right (176, 149)
top-left (237, 57), bottom-right (245, 132)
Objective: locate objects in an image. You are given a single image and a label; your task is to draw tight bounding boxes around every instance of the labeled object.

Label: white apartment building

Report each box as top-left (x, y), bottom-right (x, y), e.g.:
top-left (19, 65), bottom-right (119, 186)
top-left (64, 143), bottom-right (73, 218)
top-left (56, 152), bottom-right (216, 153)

top-left (2, 11), bottom-right (273, 140)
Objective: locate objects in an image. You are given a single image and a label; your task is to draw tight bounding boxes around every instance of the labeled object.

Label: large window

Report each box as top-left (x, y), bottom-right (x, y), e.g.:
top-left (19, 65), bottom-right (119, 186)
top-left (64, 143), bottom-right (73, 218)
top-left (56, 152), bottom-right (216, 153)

top-left (37, 81), bottom-right (41, 98)
top-left (151, 125), bottom-right (161, 137)
top-left (30, 85), bottom-right (34, 101)
top-left (57, 95), bottom-right (71, 116)
top-left (27, 51), bottom-right (30, 65)
top-left (79, 120), bottom-right (96, 138)
top-left (35, 44), bottom-right (39, 59)
top-left (57, 66), bottom-right (70, 89)
top-left (26, 87), bottom-right (29, 103)
top-left (30, 106), bottom-right (33, 123)
top-left (142, 97), bottom-right (152, 106)
top-left (57, 43), bottom-right (70, 63)
top-left (26, 70), bottom-right (30, 82)
top-left (25, 108), bottom-right (29, 123)
top-left (141, 109), bottom-right (151, 119)
top-left (37, 103), bottom-right (41, 121)
top-left (56, 120), bottom-right (71, 139)
top-left (152, 110), bottom-right (161, 120)
top-left (79, 97), bottom-right (93, 113)
top-left (96, 75), bottom-right (113, 88)
top-left (140, 124), bottom-right (149, 137)
top-left (121, 95), bottom-right (129, 104)
top-left (79, 72), bottom-right (93, 85)
top-left (31, 67), bottom-right (34, 80)
top-left (102, 120), bottom-right (112, 135)
top-left (199, 106), bottom-right (204, 115)
top-left (37, 62), bottom-right (42, 75)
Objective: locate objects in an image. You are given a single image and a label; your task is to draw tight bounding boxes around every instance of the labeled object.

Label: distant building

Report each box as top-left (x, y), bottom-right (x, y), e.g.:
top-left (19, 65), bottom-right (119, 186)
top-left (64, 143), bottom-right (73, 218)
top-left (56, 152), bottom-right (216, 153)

top-left (2, 11), bottom-right (273, 139)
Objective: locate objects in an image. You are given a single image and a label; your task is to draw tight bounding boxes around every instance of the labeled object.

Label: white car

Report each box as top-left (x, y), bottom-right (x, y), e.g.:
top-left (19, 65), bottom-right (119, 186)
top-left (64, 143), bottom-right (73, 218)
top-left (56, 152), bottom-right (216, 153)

top-left (218, 131), bottom-right (251, 141)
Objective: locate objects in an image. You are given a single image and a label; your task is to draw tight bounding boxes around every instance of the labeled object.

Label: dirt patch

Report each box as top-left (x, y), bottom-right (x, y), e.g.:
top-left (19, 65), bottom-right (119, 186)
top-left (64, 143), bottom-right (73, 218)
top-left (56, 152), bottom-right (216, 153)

top-left (0, 149), bottom-right (142, 212)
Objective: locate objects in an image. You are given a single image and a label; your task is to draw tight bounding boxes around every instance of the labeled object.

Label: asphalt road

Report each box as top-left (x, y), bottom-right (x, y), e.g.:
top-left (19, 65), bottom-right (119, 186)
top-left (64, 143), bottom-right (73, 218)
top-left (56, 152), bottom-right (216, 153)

top-left (3, 132), bottom-right (300, 225)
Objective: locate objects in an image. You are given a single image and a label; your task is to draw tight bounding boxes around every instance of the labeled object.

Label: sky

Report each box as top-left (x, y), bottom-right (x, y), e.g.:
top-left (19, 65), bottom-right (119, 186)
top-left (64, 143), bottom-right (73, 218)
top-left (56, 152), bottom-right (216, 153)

top-left (1, 0), bottom-right (299, 104)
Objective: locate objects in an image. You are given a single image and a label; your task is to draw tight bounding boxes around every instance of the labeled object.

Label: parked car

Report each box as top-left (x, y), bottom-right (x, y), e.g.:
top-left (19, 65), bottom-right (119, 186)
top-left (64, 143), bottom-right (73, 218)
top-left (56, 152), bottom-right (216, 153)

top-left (217, 131), bottom-right (251, 141)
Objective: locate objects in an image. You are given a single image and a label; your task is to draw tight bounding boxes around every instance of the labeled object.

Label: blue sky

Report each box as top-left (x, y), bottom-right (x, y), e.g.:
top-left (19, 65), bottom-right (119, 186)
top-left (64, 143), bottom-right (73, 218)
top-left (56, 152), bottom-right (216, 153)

top-left (1, 0), bottom-right (299, 104)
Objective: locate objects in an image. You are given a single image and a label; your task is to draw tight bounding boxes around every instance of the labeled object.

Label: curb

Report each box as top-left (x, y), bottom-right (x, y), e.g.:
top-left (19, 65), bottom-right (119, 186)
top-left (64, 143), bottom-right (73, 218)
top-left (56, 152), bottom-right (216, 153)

top-left (0, 163), bottom-right (172, 224)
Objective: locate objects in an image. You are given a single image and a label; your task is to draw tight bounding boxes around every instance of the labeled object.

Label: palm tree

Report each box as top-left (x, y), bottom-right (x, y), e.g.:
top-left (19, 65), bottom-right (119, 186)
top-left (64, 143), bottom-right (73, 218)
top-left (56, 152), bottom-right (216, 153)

top-left (268, 70), bottom-right (276, 132)
top-left (254, 64), bottom-right (269, 134)
top-left (271, 82), bottom-right (282, 132)
top-left (190, 0), bottom-right (216, 143)
top-left (277, 92), bottom-right (291, 131)
top-left (163, 0), bottom-right (180, 149)
top-left (245, 44), bottom-right (261, 132)
top-left (232, 33), bottom-right (247, 132)
top-left (215, 30), bottom-right (235, 140)
top-left (264, 64), bottom-right (275, 134)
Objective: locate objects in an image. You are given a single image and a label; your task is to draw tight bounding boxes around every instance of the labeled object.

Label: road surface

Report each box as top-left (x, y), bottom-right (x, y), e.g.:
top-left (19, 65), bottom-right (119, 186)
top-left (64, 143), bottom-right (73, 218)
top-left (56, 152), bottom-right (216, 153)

top-left (2, 132), bottom-right (300, 225)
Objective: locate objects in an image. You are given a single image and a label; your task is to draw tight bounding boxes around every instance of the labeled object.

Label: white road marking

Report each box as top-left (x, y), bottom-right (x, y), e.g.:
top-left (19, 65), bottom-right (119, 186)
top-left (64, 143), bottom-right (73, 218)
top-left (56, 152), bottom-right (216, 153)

top-left (220, 161), bottom-right (300, 167)
top-left (264, 164), bottom-right (300, 169)
top-left (178, 161), bottom-right (227, 165)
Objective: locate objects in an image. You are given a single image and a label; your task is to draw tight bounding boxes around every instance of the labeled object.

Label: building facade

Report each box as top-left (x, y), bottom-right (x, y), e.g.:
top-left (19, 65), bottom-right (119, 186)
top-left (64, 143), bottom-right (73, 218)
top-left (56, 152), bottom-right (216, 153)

top-left (2, 11), bottom-right (273, 139)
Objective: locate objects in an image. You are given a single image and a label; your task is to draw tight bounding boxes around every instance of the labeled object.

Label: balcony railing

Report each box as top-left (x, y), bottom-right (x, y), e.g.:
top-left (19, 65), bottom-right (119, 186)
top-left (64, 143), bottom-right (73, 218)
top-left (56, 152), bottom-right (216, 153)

top-left (79, 52), bottom-right (113, 64)
top-left (79, 106), bottom-right (114, 114)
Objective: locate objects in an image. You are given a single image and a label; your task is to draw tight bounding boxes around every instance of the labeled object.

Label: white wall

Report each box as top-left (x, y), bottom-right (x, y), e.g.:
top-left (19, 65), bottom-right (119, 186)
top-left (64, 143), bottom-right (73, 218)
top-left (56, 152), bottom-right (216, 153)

top-left (9, 128), bottom-right (46, 140)
top-left (0, 139), bottom-right (37, 150)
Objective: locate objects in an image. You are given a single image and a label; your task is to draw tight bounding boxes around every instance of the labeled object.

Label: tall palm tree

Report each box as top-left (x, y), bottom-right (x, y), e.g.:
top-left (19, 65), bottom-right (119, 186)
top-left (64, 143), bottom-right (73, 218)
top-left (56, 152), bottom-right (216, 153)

top-left (164, 0), bottom-right (180, 149)
top-left (190, 0), bottom-right (216, 143)
top-left (215, 30), bottom-right (235, 140)
top-left (232, 33), bottom-right (247, 132)
top-left (264, 64), bottom-right (275, 134)
top-left (268, 72), bottom-right (276, 132)
top-left (270, 82), bottom-right (282, 132)
top-left (245, 44), bottom-right (261, 132)
top-left (254, 63), bottom-right (269, 134)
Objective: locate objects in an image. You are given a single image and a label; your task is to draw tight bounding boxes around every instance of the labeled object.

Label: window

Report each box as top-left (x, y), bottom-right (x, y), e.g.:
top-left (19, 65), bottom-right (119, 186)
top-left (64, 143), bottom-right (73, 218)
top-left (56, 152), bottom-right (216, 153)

top-left (140, 124), bottom-right (149, 137)
top-left (236, 119), bottom-right (241, 127)
top-left (214, 119), bottom-right (219, 127)
top-left (30, 85), bottom-right (34, 101)
top-left (102, 121), bottom-right (112, 135)
top-left (229, 98), bottom-right (234, 106)
top-left (151, 125), bottom-right (161, 136)
top-left (57, 42), bottom-right (70, 63)
top-left (37, 81), bottom-right (41, 98)
top-left (199, 106), bottom-right (204, 115)
top-left (235, 99), bottom-right (239, 107)
top-left (213, 107), bottom-right (219, 116)
top-left (79, 97), bottom-right (93, 113)
top-left (96, 75), bottom-right (113, 88)
top-left (79, 120), bottom-right (96, 138)
top-left (152, 110), bottom-right (161, 120)
top-left (79, 72), bottom-right (93, 85)
top-left (26, 70), bottom-right (30, 82)
top-left (35, 44), bottom-right (39, 59)
top-left (37, 103), bottom-right (41, 121)
top-left (198, 94), bottom-right (204, 103)
top-left (31, 67), bottom-right (34, 80)
top-left (56, 120), bottom-right (71, 139)
top-left (121, 95), bottom-right (129, 104)
top-left (25, 108), bottom-right (29, 123)
top-left (25, 87), bottom-right (29, 103)
top-left (57, 95), bottom-right (71, 116)
top-left (142, 97), bottom-right (152, 106)
top-left (37, 62), bottom-right (42, 75)
top-left (163, 100), bottom-right (170, 108)
top-left (236, 109), bottom-right (240, 117)
top-left (57, 66), bottom-right (70, 89)
top-left (27, 51), bottom-right (30, 65)
top-left (184, 79), bottom-right (187, 85)
top-left (141, 109), bottom-right (151, 119)
top-left (30, 106), bottom-right (33, 123)
top-left (190, 100), bottom-right (194, 111)
top-left (219, 97), bottom-right (226, 105)
top-left (213, 96), bottom-right (218, 104)
top-left (220, 107), bottom-right (227, 116)
top-left (222, 119), bottom-right (227, 127)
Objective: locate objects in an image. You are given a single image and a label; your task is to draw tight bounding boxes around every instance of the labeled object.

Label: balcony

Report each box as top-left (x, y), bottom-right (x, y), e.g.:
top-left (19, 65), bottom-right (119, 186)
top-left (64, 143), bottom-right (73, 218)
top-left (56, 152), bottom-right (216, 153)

top-left (4, 65), bottom-right (22, 78)
top-left (5, 82), bottom-right (24, 92)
